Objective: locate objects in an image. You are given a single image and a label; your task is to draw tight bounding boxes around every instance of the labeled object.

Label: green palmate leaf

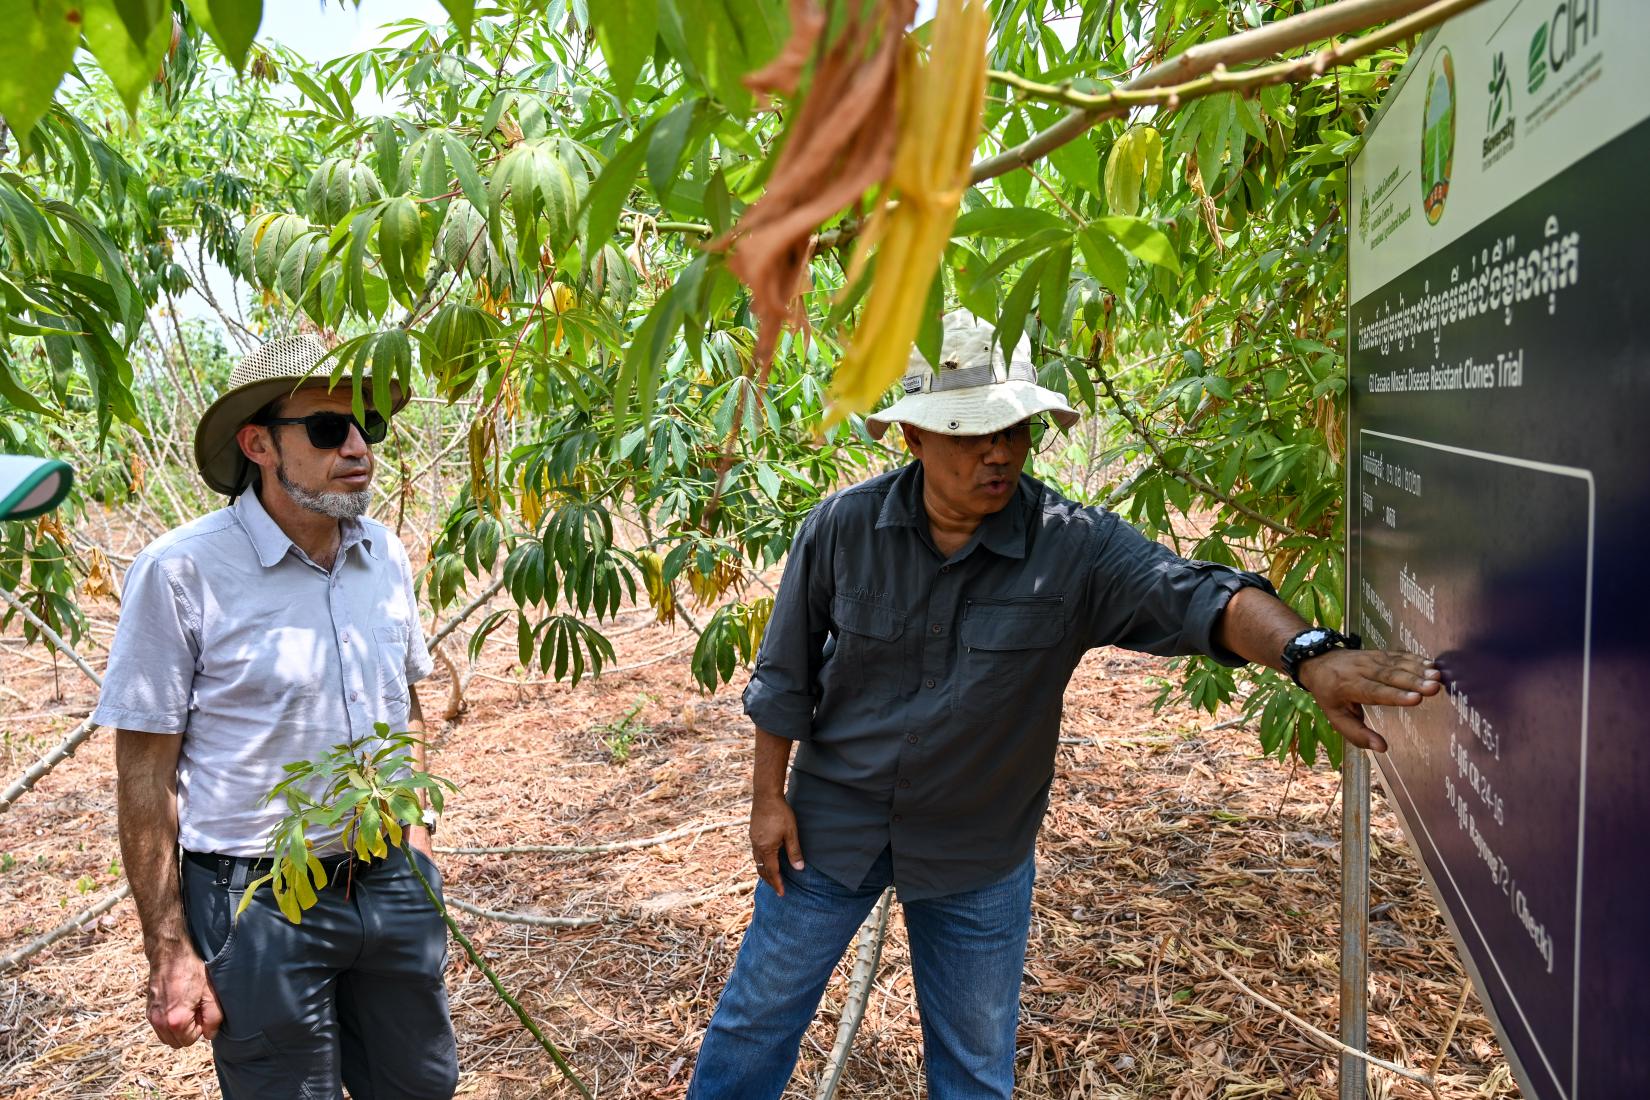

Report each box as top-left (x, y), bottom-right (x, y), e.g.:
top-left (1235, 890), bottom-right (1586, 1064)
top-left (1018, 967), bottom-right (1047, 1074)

top-left (377, 196), bottom-right (426, 308)
top-left (438, 0), bottom-right (474, 40)
top-left (581, 118), bottom-right (654, 266)
top-left (1038, 241), bottom-right (1073, 330)
top-left (997, 252), bottom-right (1046, 367)
top-left (425, 302), bottom-right (497, 398)
top-left (184, 0), bottom-right (261, 71)
top-left (1075, 225), bottom-right (1128, 295)
top-left (82, 0), bottom-right (174, 115)
top-left (306, 158), bottom-right (385, 226)
top-left (442, 133), bottom-right (489, 212)
top-left (591, 0), bottom-right (656, 101)
top-left (646, 99), bottom-right (699, 205)
top-left (111, 0), bottom-right (167, 44)
top-left (1094, 215), bottom-right (1180, 276)
top-left (239, 211), bottom-right (311, 289)
top-left (491, 138), bottom-right (590, 260)
top-left (1049, 131), bottom-right (1100, 194)
top-left (0, 349), bottom-right (52, 416)
top-left (374, 330), bottom-right (412, 418)
top-left (0, 0), bottom-right (81, 143)
top-left (952, 206), bottom-right (1070, 240)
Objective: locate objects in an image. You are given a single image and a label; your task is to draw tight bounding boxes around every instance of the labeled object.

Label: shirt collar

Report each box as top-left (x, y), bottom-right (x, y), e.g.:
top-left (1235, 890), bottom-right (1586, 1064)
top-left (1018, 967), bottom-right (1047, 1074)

top-left (234, 488), bottom-right (378, 569)
top-left (876, 461), bottom-right (1029, 561)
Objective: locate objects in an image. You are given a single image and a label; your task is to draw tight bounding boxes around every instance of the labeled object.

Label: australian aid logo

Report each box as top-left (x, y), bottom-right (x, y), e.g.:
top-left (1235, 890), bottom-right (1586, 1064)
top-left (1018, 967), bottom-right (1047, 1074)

top-left (1421, 49), bottom-right (1456, 224)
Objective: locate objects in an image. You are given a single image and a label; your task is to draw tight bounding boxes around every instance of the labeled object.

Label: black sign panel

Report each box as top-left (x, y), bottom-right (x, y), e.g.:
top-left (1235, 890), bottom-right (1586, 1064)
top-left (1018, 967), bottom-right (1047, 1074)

top-left (1348, 24), bottom-right (1650, 1100)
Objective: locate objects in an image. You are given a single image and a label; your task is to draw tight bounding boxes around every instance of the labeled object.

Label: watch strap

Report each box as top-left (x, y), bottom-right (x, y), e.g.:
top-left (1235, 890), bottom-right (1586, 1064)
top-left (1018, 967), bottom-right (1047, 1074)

top-left (1282, 627), bottom-right (1361, 688)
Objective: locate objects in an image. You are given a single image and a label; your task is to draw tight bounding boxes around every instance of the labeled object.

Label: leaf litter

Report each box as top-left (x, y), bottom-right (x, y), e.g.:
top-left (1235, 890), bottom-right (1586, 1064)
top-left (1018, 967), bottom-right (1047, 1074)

top-left (0, 581), bottom-right (1520, 1098)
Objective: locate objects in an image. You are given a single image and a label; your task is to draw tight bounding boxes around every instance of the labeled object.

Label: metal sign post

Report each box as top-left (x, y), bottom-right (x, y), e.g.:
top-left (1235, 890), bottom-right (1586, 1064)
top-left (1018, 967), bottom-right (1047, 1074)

top-left (1338, 748), bottom-right (1370, 1100)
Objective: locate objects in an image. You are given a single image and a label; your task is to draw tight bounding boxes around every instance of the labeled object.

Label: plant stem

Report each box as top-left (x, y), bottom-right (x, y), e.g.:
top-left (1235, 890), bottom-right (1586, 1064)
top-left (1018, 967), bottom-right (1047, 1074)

top-left (403, 846), bottom-right (595, 1099)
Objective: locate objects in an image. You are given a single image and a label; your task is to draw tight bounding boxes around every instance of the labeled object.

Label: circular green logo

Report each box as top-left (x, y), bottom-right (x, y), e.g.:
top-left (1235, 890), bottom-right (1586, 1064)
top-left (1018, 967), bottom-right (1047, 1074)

top-left (1421, 49), bottom-right (1456, 225)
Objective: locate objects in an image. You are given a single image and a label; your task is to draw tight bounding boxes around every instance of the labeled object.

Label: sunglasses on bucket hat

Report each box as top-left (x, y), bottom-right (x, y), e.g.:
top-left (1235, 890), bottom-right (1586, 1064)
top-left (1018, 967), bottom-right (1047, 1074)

top-left (253, 409), bottom-right (389, 449)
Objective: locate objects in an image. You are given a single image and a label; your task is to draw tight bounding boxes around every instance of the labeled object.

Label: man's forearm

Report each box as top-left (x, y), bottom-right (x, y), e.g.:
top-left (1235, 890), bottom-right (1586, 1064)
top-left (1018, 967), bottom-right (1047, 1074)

top-left (752, 727), bottom-right (794, 802)
top-left (1213, 585), bottom-right (1311, 672)
top-left (114, 730), bottom-right (193, 963)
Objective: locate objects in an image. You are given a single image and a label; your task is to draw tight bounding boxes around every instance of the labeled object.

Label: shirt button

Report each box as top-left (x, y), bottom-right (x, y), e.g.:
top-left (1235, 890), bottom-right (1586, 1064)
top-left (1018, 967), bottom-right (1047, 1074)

top-left (898, 779), bottom-right (911, 789)
top-left (924, 678), bottom-right (936, 689)
top-left (940, 565), bottom-right (950, 574)
top-left (351, 691), bottom-right (361, 702)
top-left (930, 623), bottom-right (942, 634)
top-left (906, 734), bottom-right (919, 745)
top-left (341, 632), bottom-right (350, 644)
top-left (892, 814), bottom-right (903, 823)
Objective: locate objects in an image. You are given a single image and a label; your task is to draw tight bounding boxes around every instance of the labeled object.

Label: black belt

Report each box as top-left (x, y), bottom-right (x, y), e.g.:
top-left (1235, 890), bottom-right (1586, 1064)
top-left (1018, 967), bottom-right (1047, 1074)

top-left (184, 848), bottom-right (365, 888)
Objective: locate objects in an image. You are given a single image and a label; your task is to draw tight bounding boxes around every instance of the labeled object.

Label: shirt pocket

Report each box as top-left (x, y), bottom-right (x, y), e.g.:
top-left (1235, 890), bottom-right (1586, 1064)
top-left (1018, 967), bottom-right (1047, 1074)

top-left (830, 593), bottom-right (908, 696)
top-left (957, 596), bottom-right (1066, 706)
top-left (374, 624), bottom-right (411, 707)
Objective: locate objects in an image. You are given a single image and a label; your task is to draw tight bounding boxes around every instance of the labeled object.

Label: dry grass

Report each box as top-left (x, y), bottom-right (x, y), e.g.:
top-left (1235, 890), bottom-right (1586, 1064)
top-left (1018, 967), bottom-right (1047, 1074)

top-left (0, 593), bottom-right (1520, 1099)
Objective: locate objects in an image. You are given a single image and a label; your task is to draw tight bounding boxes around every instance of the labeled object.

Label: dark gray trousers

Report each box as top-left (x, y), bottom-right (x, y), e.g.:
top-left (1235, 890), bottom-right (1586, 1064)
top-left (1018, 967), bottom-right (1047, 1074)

top-left (181, 845), bottom-right (459, 1099)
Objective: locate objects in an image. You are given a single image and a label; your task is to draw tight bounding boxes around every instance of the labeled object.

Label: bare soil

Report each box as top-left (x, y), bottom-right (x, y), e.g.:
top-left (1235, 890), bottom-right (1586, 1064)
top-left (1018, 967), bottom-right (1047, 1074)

top-left (0, 594), bottom-right (1519, 1099)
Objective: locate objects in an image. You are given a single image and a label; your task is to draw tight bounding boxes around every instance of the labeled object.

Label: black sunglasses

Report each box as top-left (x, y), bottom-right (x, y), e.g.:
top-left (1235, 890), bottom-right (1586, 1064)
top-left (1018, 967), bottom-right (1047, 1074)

top-left (256, 410), bottom-right (389, 450)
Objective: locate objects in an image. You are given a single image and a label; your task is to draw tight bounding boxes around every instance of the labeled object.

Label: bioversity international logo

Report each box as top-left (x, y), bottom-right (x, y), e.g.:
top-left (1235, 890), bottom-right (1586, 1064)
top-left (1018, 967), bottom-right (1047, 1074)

top-left (1482, 51), bottom-right (1515, 166)
top-left (1421, 48), bottom-right (1455, 225)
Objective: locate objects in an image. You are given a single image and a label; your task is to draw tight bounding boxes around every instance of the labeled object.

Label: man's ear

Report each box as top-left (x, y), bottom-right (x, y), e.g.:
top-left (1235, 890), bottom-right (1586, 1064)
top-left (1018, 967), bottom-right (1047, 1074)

top-left (901, 423), bottom-right (923, 458)
top-left (236, 423), bottom-right (277, 476)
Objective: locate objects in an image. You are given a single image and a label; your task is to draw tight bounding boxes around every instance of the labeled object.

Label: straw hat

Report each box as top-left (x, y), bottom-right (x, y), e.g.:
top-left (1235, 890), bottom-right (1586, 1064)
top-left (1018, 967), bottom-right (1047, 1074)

top-left (864, 310), bottom-right (1079, 441)
top-left (193, 335), bottom-right (409, 496)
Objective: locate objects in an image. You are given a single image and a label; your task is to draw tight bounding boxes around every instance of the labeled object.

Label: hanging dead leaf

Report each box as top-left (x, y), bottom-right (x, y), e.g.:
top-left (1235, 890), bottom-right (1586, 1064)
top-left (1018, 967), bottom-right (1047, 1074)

top-left (468, 417), bottom-right (499, 514)
top-left (82, 547), bottom-right (118, 603)
top-left (712, 0), bottom-right (912, 377)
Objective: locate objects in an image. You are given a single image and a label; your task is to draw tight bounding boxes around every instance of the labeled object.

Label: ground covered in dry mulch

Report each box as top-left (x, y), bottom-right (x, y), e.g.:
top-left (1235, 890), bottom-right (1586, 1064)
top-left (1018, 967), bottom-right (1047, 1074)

top-left (0, 597), bottom-right (1520, 1099)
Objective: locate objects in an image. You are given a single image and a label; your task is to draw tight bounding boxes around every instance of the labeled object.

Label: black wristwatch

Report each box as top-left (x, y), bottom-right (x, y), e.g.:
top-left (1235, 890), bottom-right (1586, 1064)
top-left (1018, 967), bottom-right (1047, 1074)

top-left (1281, 626), bottom-right (1361, 688)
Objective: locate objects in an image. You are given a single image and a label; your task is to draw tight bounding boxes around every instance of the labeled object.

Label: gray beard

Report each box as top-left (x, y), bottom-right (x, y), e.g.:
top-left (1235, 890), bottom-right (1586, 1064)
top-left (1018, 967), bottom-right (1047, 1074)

top-left (277, 464), bottom-right (371, 519)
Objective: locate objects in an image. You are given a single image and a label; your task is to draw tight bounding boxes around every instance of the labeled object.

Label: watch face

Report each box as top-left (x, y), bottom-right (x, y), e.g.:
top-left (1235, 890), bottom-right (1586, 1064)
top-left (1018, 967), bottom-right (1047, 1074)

top-left (1297, 628), bottom-right (1330, 646)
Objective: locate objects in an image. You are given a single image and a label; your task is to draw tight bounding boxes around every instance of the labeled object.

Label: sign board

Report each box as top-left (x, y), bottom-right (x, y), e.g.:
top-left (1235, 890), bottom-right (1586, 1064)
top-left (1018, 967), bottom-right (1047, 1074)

top-left (1347, 2), bottom-right (1648, 1097)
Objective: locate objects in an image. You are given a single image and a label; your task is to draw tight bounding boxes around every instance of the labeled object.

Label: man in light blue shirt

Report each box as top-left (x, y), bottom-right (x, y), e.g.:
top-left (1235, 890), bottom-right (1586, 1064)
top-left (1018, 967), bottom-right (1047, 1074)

top-left (96, 335), bottom-right (457, 1098)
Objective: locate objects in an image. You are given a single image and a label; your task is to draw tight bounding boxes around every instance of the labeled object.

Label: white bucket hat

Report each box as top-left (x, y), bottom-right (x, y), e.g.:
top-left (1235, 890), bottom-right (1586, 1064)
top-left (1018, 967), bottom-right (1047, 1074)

top-left (194, 334), bottom-right (409, 496)
top-left (864, 310), bottom-right (1079, 441)
top-left (0, 455), bottom-right (73, 520)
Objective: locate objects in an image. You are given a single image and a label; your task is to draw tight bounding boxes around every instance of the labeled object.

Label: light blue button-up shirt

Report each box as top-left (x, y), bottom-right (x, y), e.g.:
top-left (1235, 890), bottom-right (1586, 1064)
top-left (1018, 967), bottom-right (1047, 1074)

top-left (94, 489), bottom-right (434, 856)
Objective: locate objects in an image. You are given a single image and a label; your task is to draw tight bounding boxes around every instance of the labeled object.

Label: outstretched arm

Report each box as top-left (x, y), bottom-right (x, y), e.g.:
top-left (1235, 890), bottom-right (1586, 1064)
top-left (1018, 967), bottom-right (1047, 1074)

top-left (1214, 585), bottom-right (1441, 752)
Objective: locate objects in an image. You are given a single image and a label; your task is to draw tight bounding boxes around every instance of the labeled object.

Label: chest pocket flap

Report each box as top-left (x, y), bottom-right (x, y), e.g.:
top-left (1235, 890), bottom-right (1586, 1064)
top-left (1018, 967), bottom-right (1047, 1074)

top-left (961, 598), bottom-right (1065, 651)
top-left (832, 593), bottom-right (906, 642)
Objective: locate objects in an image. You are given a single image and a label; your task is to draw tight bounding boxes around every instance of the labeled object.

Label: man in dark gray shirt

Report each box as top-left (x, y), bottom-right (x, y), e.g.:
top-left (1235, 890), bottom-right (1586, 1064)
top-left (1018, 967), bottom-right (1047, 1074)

top-left (686, 311), bottom-right (1441, 1099)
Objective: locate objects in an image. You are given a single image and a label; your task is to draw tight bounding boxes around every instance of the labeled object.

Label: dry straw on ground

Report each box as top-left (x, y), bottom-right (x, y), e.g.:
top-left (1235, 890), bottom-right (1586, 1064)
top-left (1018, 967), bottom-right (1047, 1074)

top-left (1, 580), bottom-right (1519, 1098)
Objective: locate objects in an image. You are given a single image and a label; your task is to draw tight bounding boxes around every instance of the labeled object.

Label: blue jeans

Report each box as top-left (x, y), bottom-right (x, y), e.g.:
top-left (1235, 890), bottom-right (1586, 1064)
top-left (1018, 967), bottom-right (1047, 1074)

top-left (687, 847), bottom-right (1034, 1100)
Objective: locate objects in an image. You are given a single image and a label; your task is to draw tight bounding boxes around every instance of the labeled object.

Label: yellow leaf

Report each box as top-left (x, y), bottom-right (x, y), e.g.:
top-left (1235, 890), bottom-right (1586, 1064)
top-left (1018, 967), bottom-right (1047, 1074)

top-left (636, 550), bottom-right (676, 624)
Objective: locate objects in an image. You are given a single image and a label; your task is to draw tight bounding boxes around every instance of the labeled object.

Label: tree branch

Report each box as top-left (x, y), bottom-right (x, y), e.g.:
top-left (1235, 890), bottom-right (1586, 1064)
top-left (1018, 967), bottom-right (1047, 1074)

top-left (969, 0), bottom-right (1481, 184)
top-left (1181, 939), bottom-right (1438, 1089)
top-left (436, 816), bottom-right (740, 857)
top-left (816, 886), bottom-right (893, 1100)
top-left (0, 883), bottom-right (130, 971)
top-left (1089, 354), bottom-right (1303, 540)
top-left (0, 716), bottom-right (101, 814)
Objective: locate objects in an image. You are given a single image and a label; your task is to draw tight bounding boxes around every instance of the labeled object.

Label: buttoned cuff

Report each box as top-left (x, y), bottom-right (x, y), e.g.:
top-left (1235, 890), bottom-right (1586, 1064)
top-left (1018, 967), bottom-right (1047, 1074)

top-left (742, 676), bottom-right (816, 742)
top-left (1191, 566), bottom-right (1277, 667)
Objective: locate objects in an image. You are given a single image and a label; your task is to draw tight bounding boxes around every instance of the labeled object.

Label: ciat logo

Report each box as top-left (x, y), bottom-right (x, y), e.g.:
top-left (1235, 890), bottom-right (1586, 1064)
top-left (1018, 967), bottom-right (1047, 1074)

top-left (1529, 0), bottom-right (1601, 95)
